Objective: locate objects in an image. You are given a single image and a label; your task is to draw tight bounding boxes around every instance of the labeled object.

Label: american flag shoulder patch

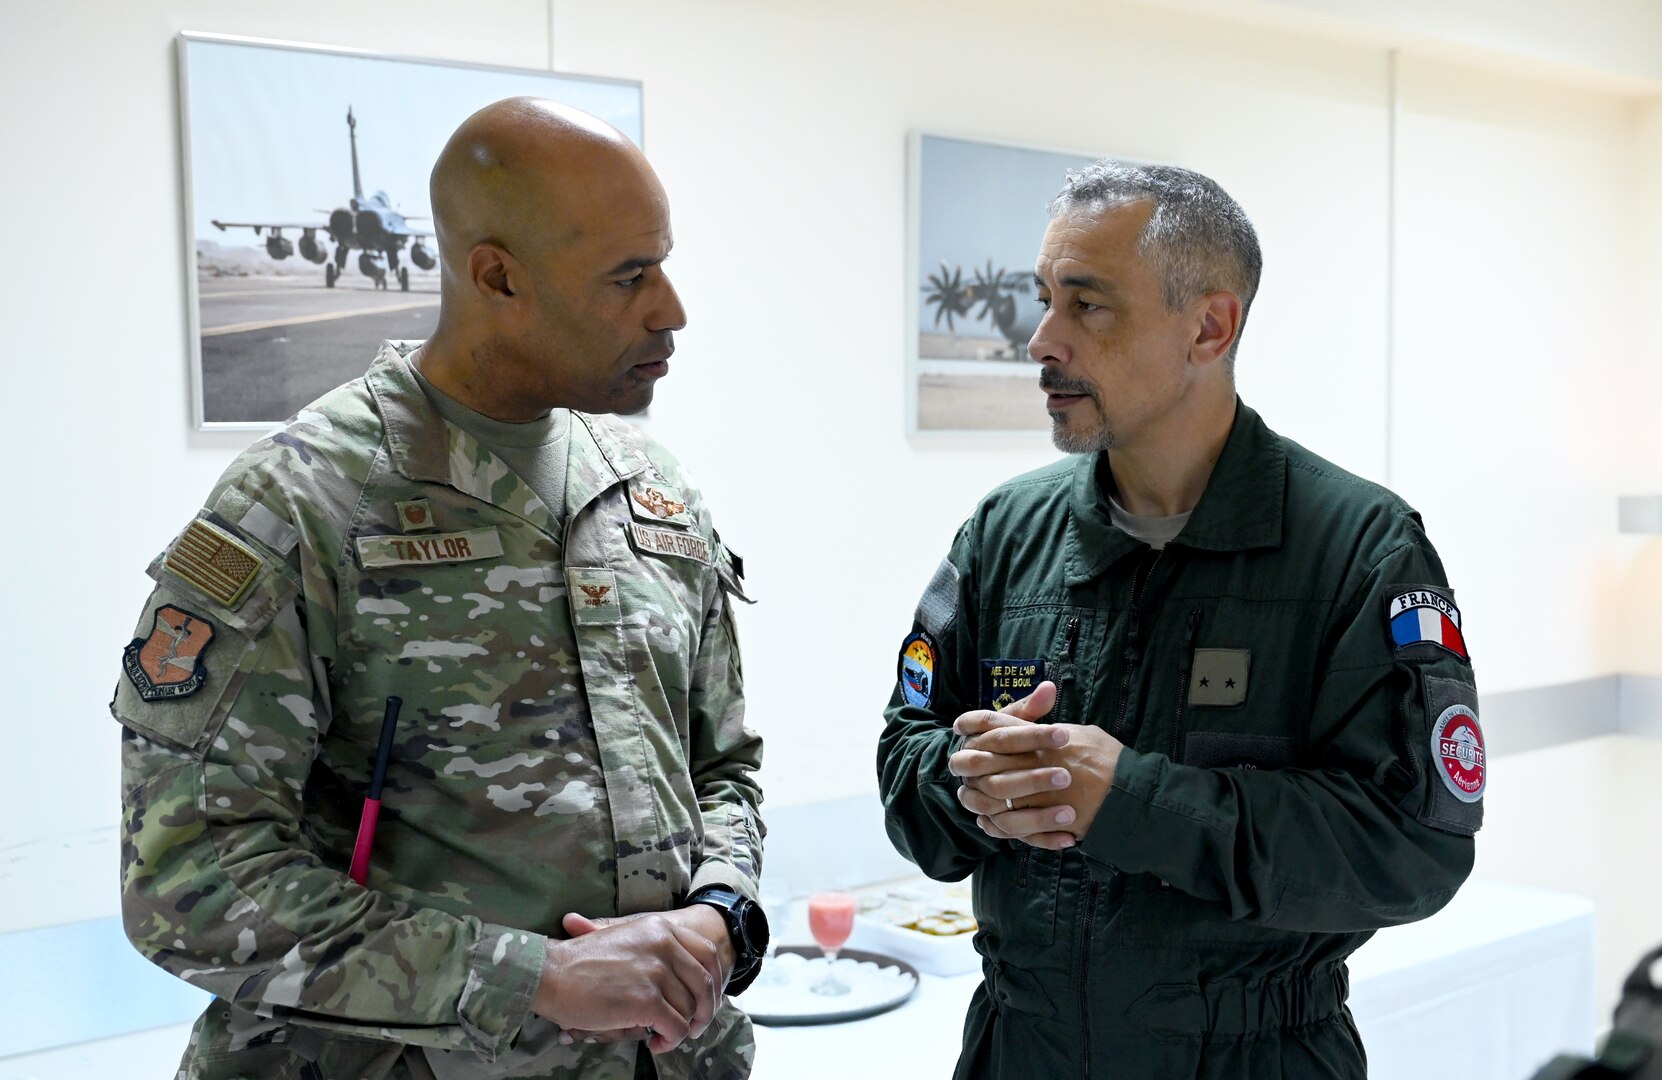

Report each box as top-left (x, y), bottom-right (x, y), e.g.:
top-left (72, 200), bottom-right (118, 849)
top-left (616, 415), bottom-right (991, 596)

top-left (164, 519), bottom-right (265, 609)
top-left (1386, 586), bottom-right (1468, 660)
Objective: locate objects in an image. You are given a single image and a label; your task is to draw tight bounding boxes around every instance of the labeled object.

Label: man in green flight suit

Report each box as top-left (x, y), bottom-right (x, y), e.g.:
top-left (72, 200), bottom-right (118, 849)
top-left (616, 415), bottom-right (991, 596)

top-left (115, 99), bottom-right (768, 1080)
top-left (878, 162), bottom-right (1482, 1078)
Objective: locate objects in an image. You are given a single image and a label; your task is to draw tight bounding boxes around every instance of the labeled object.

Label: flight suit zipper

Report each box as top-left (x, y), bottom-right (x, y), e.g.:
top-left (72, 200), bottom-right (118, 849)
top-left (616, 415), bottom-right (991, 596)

top-left (1076, 878), bottom-right (1102, 1080)
top-left (1170, 608), bottom-right (1205, 763)
top-left (1056, 615), bottom-right (1081, 719)
top-left (1110, 550), bottom-right (1164, 741)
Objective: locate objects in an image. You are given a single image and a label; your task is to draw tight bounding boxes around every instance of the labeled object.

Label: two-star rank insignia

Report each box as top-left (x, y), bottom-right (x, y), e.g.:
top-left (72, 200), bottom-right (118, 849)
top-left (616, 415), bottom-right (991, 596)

top-left (1189, 649), bottom-right (1250, 706)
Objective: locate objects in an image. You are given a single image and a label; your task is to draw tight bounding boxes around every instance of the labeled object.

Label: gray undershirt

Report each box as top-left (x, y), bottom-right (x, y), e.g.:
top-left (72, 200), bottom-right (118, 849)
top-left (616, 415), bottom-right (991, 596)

top-left (1109, 495), bottom-right (1192, 551)
top-left (411, 365), bottom-right (571, 526)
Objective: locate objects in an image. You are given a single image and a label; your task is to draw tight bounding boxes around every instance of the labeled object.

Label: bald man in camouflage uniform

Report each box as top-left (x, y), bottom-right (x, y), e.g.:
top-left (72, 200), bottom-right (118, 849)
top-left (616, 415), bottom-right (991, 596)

top-left (115, 100), bottom-right (763, 1080)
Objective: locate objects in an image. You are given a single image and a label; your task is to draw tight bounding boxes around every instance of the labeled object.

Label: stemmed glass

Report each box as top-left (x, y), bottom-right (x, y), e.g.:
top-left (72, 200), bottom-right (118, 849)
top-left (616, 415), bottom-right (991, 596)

top-left (807, 891), bottom-right (856, 996)
top-left (754, 878), bottom-right (793, 988)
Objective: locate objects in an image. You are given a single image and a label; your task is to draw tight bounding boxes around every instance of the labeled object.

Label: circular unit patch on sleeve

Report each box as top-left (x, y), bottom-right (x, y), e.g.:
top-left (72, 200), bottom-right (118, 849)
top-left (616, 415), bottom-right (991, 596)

top-left (1431, 704), bottom-right (1485, 803)
top-left (898, 631), bottom-right (937, 709)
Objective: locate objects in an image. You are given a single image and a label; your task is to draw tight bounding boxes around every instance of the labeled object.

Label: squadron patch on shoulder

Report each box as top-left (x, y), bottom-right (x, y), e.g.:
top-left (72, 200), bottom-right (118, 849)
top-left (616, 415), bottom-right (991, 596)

top-left (1387, 587), bottom-right (1468, 660)
top-left (163, 519), bottom-right (264, 609)
top-left (898, 632), bottom-right (937, 709)
top-left (123, 605), bottom-right (215, 701)
top-left (980, 659), bottom-right (1046, 712)
top-left (1431, 704), bottom-right (1485, 803)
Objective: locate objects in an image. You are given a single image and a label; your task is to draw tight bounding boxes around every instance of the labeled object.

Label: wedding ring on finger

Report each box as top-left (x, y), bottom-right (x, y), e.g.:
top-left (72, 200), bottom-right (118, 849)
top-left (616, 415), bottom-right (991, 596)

top-left (1004, 798), bottom-right (1015, 811)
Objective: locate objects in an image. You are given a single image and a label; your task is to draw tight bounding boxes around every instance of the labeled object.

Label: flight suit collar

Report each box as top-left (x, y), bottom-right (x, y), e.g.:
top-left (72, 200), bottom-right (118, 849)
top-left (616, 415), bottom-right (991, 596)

top-left (364, 341), bottom-right (647, 538)
top-left (1065, 397), bottom-right (1285, 585)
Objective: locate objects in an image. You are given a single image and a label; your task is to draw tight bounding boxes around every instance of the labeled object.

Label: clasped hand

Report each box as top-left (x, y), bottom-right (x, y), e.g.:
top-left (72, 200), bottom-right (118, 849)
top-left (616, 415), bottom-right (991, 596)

top-left (947, 681), bottom-right (1124, 850)
top-left (532, 905), bottom-right (733, 1054)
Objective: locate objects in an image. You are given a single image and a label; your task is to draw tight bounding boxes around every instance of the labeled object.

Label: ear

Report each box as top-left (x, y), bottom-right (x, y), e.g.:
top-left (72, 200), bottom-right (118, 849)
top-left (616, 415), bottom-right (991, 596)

top-left (1189, 291), bottom-right (1243, 367)
top-left (467, 242), bottom-right (520, 302)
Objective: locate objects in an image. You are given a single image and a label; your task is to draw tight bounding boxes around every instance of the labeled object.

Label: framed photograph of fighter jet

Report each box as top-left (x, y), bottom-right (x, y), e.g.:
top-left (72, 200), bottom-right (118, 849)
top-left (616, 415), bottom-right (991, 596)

top-left (178, 33), bottom-right (644, 429)
top-left (906, 132), bottom-right (1098, 435)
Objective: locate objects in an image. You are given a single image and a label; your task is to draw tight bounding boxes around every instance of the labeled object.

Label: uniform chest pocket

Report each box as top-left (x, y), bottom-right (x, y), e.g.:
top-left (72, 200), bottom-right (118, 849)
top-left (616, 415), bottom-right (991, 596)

top-left (973, 845), bottom-right (1060, 947)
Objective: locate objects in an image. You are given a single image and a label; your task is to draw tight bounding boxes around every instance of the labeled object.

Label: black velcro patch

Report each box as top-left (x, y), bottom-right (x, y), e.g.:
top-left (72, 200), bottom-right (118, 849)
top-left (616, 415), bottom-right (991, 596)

top-left (980, 658), bottom-right (1046, 711)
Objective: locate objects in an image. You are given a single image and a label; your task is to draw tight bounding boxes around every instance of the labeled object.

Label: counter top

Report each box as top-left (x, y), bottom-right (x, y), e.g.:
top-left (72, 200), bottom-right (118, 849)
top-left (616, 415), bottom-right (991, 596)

top-left (749, 879), bottom-right (1596, 1080)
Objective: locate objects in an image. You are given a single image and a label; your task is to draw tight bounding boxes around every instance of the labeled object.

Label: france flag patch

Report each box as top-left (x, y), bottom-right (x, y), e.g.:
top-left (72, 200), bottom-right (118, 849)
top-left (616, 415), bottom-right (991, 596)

top-left (1388, 588), bottom-right (1468, 660)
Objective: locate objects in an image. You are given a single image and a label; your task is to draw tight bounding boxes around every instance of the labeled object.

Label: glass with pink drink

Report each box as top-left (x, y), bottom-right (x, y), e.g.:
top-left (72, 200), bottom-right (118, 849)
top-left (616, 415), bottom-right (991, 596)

top-left (807, 891), bottom-right (856, 996)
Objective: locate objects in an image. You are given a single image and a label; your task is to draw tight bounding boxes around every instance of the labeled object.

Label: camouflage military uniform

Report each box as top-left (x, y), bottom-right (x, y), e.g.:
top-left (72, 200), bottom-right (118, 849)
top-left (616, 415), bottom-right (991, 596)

top-left (115, 342), bottom-right (763, 1080)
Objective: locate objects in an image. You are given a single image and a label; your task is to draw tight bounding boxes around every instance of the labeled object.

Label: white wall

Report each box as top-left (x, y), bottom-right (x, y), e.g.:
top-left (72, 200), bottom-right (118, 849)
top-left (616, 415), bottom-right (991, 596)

top-left (1390, 55), bottom-right (1645, 691)
top-left (5, 4), bottom-right (1662, 1033)
top-left (554, 0), bottom-right (1393, 808)
top-left (1475, 735), bottom-right (1662, 1021)
top-left (1619, 97), bottom-right (1662, 676)
top-left (0, 0), bottom-right (555, 854)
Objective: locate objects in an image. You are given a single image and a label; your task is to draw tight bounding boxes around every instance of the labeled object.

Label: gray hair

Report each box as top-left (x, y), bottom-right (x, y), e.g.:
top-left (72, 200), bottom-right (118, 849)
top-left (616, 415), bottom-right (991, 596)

top-left (1049, 161), bottom-right (1262, 362)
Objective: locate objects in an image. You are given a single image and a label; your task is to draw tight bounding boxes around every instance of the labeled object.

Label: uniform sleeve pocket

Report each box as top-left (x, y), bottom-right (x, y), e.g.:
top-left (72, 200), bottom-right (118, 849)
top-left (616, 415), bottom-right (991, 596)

top-left (1413, 673), bottom-right (1484, 836)
top-left (112, 547), bottom-right (299, 757)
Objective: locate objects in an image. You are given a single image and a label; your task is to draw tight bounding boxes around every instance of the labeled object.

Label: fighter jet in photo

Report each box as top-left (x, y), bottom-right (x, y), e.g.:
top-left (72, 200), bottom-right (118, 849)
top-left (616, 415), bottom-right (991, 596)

top-left (210, 107), bottom-right (436, 291)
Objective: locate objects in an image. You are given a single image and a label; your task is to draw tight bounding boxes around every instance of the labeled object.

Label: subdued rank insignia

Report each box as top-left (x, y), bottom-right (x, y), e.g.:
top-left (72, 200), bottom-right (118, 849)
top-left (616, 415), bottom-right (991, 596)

top-left (164, 519), bottom-right (263, 609)
top-left (396, 499), bottom-right (436, 533)
top-left (898, 632), bottom-right (937, 709)
top-left (1189, 649), bottom-right (1250, 706)
top-left (1431, 704), bottom-right (1485, 803)
top-left (124, 605), bottom-right (215, 701)
top-left (567, 567), bottom-right (622, 626)
top-left (980, 658), bottom-right (1046, 711)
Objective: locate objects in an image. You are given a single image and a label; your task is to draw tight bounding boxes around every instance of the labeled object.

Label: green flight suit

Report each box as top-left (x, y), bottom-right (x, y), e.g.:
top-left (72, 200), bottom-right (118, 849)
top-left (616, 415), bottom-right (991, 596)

top-left (114, 343), bottom-right (763, 1080)
top-left (878, 400), bottom-right (1481, 1079)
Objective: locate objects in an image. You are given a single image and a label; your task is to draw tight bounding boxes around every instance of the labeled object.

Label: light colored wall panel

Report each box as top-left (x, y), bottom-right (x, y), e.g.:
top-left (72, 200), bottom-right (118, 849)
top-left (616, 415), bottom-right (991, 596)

top-left (552, 0), bottom-right (1391, 807)
top-left (0, 0), bottom-right (550, 852)
top-left (1391, 55), bottom-right (1638, 692)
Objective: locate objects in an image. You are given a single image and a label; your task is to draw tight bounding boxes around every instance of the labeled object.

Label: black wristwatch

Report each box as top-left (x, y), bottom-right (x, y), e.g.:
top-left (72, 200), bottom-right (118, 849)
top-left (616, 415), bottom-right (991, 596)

top-left (686, 886), bottom-right (770, 995)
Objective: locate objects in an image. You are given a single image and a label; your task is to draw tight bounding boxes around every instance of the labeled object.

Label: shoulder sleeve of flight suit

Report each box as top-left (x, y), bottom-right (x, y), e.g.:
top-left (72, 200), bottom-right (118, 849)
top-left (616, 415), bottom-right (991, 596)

top-left (114, 477), bottom-right (546, 1062)
top-left (1080, 516), bottom-right (1479, 931)
top-left (877, 519), bottom-right (1005, 882)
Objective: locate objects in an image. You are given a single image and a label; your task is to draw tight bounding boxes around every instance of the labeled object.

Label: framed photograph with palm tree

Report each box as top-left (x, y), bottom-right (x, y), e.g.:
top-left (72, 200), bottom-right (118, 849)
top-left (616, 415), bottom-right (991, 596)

top-left (907, 132), bottom-right (1098, 434)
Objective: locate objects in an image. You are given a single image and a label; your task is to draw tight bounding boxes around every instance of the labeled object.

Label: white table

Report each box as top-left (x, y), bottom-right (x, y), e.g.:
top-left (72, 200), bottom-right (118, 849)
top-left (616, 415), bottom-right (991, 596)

top-left (751, 880), bottom-right (1595, 1080)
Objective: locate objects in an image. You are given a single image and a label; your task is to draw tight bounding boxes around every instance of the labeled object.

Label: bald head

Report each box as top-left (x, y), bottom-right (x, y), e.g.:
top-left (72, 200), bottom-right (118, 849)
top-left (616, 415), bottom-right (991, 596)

top-left (413, 97), bottom-right (683, 422)
top-left (429, 97), bottom-right (651, 276)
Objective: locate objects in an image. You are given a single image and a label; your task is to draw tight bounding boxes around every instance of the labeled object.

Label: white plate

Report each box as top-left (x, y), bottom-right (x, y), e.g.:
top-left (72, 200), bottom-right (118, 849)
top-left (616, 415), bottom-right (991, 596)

top-left (735, 947), bottom-right (920, 1026)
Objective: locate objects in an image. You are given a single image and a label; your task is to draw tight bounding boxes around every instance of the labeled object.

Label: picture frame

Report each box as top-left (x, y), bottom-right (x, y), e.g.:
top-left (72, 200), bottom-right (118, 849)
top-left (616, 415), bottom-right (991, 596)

top-left (177, 33), bottom-right (644, 430)
top-left (905, 131), bottom-right (1103, 436)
